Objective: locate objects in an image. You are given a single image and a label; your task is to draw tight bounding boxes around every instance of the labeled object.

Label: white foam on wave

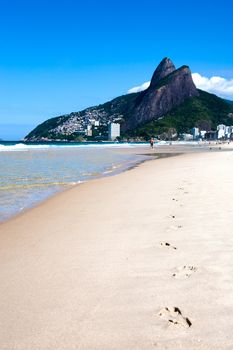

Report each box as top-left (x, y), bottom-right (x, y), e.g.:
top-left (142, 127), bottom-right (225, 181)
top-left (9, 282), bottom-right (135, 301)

top-left (0, 143), bottom-right (51, 152)
top-left (0, 142), bottom-right (149, 152)
top-left (0, 140), bottom-right (204, 152)
top-left (166, 141), bottom-right (202, 145)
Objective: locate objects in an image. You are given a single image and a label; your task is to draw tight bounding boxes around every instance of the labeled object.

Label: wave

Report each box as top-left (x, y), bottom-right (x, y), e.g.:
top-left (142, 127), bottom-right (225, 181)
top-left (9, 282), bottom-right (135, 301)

top-left (0, 143), bottom-right (51, 151)
top-left (0, 181), bottom-right (83, 190)
top-left (0, 142), bottom-right (153, 152)
top-left (0, 140), bottom-right (205, 153)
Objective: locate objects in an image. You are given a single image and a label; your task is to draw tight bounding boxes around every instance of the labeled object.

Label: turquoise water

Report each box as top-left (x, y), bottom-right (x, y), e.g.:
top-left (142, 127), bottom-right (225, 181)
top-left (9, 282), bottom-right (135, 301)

top-left (0, 142), bottom-right (148, 221)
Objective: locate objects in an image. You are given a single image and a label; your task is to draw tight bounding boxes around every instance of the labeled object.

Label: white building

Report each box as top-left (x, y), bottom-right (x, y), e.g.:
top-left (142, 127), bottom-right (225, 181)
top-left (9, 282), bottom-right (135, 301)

top-left (217, 124), bottom-right (226, 139)
top-left (179, 133), bottom-right (193, 141)
top-left (108, 123), bottom-right (120, 140)
top-left (200, 130), bottom-right (206, 139)
top-left (217, 124), bottom-right (226, 130)
top-left (225, 126), bottom-right (232, 139)
top-left (85, 125), bottom-right (92, 137)
top-left (191, 127), bottom-right (200, 140)
top-left (216, 124), bottom-right (233, 140)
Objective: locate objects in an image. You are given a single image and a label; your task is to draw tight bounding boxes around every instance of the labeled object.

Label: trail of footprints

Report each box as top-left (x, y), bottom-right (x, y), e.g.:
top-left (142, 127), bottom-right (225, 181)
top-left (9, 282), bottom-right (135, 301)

top-left (160, 242), bottom-right (177, 250)
top-left (158, 307), bottom-right (192, 328)
top-left (166, 224), bottom-right (182, 233)
top-left (158, 184), bottom-right (196, 328)
top-left (172, 265), bottom-right (197, 278)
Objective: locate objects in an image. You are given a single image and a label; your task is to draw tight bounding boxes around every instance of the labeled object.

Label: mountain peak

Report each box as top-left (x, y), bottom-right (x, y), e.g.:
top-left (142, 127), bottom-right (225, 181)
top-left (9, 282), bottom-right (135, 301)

top-left (27, 57), bottom-right (232, 142)
top-left (150, 57), bottom-right (176, 88)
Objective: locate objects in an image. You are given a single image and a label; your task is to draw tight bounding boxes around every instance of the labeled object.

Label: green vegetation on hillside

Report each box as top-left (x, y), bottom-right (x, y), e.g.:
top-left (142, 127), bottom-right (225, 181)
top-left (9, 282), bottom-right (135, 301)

top-left (25, 92), bottom-right (139, 140)
top-left (25, 115), bottom-right (70, 139)
top-left (225, 99), bottom-right (233, 105)
top-left (126, 90), bottom-right (233, 138)
top-left (25, 88), bottom-right (233, 141)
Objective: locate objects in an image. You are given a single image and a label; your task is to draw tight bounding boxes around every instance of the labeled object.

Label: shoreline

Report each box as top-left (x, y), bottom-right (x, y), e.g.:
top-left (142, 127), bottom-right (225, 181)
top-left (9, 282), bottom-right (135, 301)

top-left (0, 149), bottom-right (180, 226)
top-left (1, 146), bottom-right (233, 348)
top-left (0, 147), bottom-right (148, 225)
top-left (1, 141), bottom-right (231, 225)
top-left (0, 145), bottom-right (150, 224)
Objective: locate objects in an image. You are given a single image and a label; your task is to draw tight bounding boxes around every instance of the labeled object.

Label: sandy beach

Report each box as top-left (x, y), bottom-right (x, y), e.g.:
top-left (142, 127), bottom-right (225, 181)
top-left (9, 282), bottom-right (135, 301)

top-left (1, 145), bottom-right (233, 349)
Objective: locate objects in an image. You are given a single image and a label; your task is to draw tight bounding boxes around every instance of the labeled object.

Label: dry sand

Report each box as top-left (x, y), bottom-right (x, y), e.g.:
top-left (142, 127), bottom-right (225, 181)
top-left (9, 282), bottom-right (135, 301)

top-left (1, 145), bottom-right (233, 349)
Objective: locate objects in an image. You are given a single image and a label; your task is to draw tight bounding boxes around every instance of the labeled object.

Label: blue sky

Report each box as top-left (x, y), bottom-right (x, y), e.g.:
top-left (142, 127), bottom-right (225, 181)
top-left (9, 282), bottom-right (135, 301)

top-left (0, 0), bottom-right (233, 140)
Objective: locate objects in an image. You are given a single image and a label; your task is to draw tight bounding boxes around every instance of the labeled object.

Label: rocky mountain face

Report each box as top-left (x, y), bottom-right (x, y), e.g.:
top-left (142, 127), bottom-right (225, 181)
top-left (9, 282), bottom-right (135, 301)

top-left (122, 59), bottom-right (199, 131)
top-left (150, 57), bottom-right (176, 87)
top-left (25, 58), bottom-right (232, 141)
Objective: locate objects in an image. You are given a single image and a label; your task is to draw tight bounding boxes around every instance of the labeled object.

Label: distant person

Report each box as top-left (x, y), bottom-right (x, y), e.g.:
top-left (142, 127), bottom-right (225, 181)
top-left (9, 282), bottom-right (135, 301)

top-left (150, 137), bottom-right (154, 149)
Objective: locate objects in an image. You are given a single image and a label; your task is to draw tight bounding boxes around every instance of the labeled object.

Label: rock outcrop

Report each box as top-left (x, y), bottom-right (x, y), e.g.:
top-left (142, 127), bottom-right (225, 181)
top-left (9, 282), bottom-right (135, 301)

top-left (25, 57), bottom-right (233, 141)
top-left (122, 59), bottom-right (199, 131)
top-left (150, 57), bottom-right (176, 87)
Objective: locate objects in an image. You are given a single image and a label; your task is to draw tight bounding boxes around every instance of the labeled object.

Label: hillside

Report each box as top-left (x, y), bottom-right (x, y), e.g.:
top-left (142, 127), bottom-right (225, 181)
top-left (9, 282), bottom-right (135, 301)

top-left (25, 58), bottom-right (233, 141)
top-left (128, 90), bottom-right (233, 138)
top-left (225, 99), bottom-right (233, 105)
top-left (25, 93), bottom-right (139, 141)
top-left (122, 61), bottom-right (199, 132)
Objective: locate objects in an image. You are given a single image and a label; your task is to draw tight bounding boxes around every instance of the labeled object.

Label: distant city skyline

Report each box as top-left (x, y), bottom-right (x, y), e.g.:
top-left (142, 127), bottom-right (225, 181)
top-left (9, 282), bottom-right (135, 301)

top-left (0, 0), bottom-right (233, 140)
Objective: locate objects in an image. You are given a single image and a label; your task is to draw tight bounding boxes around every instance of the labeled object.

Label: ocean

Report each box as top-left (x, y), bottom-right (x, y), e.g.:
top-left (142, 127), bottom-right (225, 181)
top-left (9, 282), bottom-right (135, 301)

top-left (0, 141), bottom-right (150, 222)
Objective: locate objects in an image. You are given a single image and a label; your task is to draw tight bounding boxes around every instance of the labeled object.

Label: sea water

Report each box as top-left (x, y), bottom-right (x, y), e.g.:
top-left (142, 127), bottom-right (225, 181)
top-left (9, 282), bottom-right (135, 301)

top-left (0, 142), bottom-right (149, 222)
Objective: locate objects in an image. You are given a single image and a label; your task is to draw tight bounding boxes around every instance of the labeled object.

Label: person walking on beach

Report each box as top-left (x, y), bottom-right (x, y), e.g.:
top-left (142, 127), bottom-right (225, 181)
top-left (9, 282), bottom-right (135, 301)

top-left (150, 137), bottom-right (154, 149)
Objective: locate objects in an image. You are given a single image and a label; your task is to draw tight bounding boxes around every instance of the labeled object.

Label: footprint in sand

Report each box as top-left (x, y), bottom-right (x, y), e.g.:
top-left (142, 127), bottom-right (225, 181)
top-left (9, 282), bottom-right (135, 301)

top-left (172, 265), bottom-right (197, 278)
top-left (160, 242), bottom-right (177, 250)
top-left (158, 306), bottom-right (192, 328)
top-left (166, 215), bottom-right (177, 219)
top-left (166, 225), bottom-right (182, 232)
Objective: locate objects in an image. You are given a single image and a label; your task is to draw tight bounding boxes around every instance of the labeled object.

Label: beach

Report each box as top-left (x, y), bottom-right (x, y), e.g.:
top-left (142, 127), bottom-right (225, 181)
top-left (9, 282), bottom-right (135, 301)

top-left (0, 143), bottom-right (149, 222)
top-left (1, 145), bottom-right (233, 349)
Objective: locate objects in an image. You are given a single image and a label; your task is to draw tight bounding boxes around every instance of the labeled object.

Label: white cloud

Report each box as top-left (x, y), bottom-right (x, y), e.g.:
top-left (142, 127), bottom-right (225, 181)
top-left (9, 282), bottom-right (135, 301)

top-left (192, 73), bottom-right (233, 99)
top-left (127, 73), bottom-right (233, 100)
top-left (127, 81), bottom-right (150, 93)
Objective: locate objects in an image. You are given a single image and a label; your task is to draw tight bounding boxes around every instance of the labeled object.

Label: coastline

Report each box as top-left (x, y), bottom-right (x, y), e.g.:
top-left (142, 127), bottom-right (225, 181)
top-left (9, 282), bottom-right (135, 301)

top-left (1, 145), bottom-right (233, 349)
top-left (1, 142), bottom-right (229, 227)
top-left (0, 141), bottom-right (219, 225)
top-left (0, 142), bottom-right (199, 224)
top-left (0, 144), bottom-right (151, 223)
top-left (0, 150), bottom-right (179, 226)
